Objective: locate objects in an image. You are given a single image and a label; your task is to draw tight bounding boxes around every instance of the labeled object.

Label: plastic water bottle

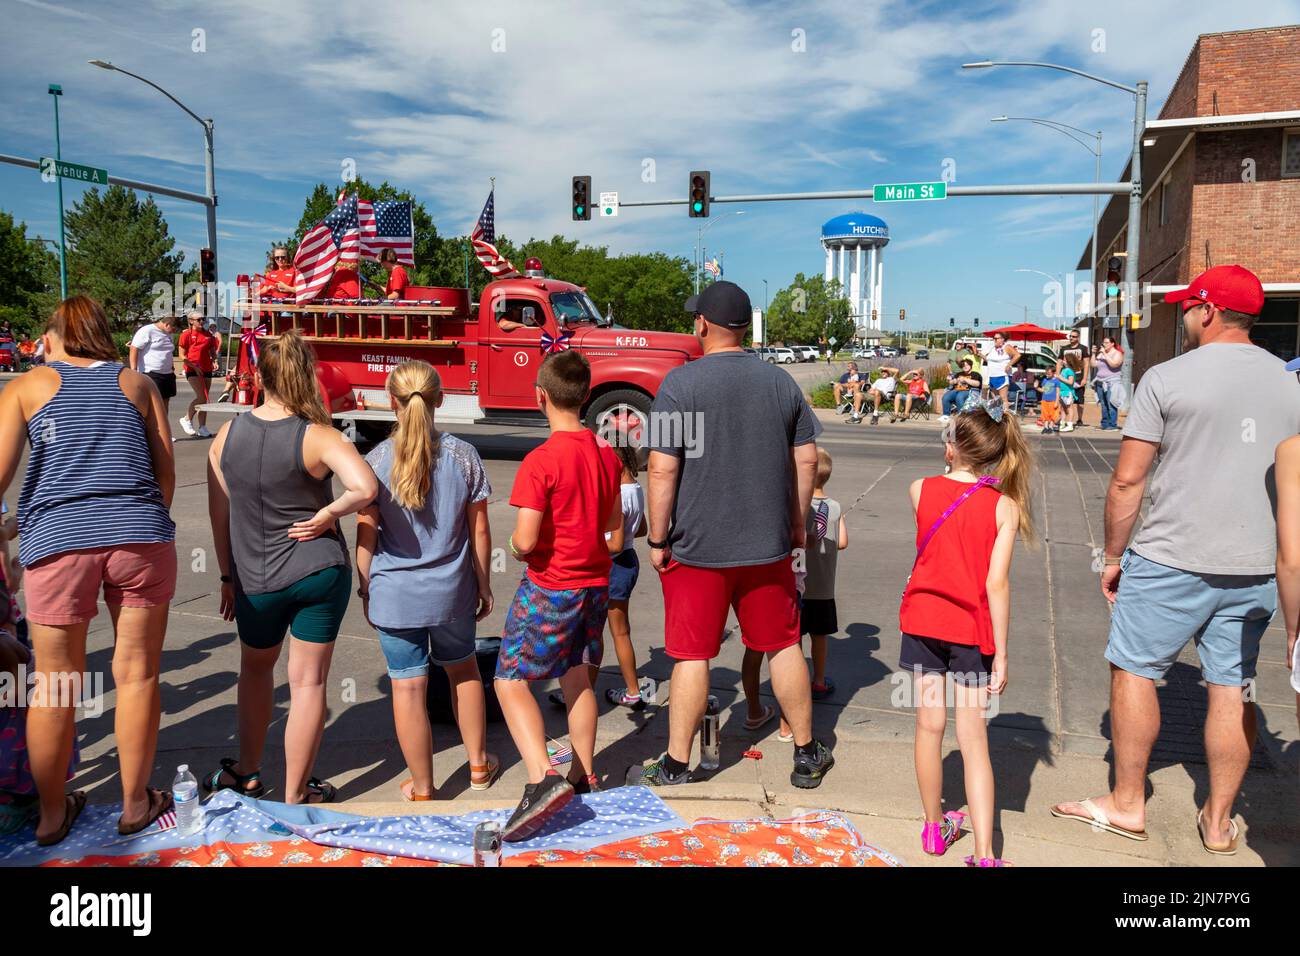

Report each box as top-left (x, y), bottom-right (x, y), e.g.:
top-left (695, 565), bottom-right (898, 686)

top-left (474, 820), bottom-right (502, 867)
top-left (699, 696), bottom-right (721, 770)
top-left (173, 765), bottom-right (202, 836)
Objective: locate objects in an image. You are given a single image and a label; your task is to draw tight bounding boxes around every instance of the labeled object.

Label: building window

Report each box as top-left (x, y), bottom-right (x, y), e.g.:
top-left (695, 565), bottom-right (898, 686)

top-left (1159, 181), bottom-right (1168, 226)
top-left (1249, 299), bottom-right (1300, 362)
top-left (1283, 130), bottom-right (1300, 179)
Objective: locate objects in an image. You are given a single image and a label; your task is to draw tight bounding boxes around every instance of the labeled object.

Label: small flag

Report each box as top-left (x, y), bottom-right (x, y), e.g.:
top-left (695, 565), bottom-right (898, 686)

top-left (704, 256), bottom-right (722, 278)
top-left (470, 190), bottom-right (520, 279)
top-left (814, 500), bottom-right (829, 542)
top-left (241, 323), bottom-right (268, 367)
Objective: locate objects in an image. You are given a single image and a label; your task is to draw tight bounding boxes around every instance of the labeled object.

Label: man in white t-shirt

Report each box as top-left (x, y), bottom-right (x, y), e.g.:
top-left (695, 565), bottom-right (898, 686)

top-left (129, 315), bottom-right (178, 426)
top-left (850, 366), bottom-right (899, 424)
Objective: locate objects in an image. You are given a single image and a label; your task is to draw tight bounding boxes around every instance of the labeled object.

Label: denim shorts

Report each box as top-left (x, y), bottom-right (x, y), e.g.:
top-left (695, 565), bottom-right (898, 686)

top-left (609, 548), bottom-right (640, 602)
top-left (377, 616), bottom-right (477, 679)
top-left (1106, 550), bottom-right (1275, 686)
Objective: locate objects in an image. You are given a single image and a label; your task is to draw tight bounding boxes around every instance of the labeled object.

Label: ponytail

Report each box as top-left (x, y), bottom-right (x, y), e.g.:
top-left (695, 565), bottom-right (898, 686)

top-left (387, 360), bottom-right (442, 509)
top-left (950, 408), bottom-right (1038, 545)
top-left (257, 328), bottom-right (330, 426)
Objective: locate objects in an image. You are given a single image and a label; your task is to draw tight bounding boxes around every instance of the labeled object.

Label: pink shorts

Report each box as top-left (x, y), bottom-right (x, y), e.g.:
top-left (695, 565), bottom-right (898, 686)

top-left (23, 541), bottom-right (178, 626)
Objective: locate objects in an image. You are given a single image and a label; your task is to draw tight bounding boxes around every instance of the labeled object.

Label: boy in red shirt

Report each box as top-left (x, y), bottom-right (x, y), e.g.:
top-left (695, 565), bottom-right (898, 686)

top-left (497, 350), bottom-right (623, 841)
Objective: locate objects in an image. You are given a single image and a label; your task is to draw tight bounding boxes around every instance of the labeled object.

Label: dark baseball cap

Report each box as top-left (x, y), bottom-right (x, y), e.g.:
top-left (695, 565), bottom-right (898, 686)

top-left (684, 280), bottom-right (752, 328)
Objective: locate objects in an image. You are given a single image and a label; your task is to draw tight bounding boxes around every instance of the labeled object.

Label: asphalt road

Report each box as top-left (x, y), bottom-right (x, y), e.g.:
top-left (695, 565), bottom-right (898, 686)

top-left (4, 365), bottom-right (1297, 865)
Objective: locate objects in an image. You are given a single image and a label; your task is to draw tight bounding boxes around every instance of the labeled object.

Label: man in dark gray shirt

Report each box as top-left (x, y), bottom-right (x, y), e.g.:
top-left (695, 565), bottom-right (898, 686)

top-left (639, 281), bottom-right (835, 790)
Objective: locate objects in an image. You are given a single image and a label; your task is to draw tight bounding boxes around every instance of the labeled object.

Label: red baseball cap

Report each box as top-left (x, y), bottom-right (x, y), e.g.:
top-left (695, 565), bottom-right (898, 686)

top-left (1163, 264), bottom-right (1264, 315)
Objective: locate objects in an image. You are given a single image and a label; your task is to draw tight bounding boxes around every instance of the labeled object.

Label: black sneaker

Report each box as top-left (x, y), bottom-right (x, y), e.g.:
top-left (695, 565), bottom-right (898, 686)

top-left (638, 755), bottom-right (690, 787)
top-left (791, 740), bottom-right (835, 789)
top-left (568, 773), bottom-right (600, 795)
top-left (502, 774), bottom-right (574, 842)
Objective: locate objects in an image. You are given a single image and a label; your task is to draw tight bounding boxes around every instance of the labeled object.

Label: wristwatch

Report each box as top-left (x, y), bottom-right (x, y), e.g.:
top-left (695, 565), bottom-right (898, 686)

top-left (648, 538), bottom-right (668, 549)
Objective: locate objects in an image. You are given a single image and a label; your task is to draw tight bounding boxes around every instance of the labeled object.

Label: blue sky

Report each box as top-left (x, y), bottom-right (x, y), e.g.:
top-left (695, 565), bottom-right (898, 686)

top-left (2, 0), bottom-right (1297, 333)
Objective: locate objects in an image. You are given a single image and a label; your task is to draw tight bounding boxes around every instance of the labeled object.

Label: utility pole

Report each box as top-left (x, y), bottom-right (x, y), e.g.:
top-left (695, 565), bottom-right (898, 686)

top-left (48, 84), bottom-right (67, 299)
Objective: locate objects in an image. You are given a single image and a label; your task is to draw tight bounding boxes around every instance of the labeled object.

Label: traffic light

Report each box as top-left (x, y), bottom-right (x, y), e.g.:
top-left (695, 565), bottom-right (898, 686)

top-left (899, 308), bottom-right (906, 322)
top-left (949, 317), bottom-right (955, 327)
top-left (571, 176), bottom-right (592, 221)
top-left (974, 317), bottom-right (980, 328)
top-left (871, 309), bottom-right (878, 324)
top-left (688, 170), bottom-right (710, 218)
top-left (1105, 256), bottom-right (1122, 299)
top-left (200, 247), bottom-right (216, 283)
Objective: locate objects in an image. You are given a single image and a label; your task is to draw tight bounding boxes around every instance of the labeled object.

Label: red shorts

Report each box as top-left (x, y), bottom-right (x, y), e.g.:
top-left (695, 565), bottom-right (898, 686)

top-left (23, 541), bottom-right (177, 626)
top-left (659, 557), bottom-right (800, 660)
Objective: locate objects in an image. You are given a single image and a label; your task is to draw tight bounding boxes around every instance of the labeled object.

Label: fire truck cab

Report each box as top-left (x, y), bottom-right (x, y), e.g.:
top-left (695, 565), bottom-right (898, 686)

top-left (219, 262), bottom-right (702, 443)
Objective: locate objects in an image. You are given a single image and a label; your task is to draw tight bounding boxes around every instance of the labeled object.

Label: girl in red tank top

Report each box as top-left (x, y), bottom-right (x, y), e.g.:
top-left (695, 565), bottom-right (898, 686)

top-left (899, 402), bottom-right (1036, 867)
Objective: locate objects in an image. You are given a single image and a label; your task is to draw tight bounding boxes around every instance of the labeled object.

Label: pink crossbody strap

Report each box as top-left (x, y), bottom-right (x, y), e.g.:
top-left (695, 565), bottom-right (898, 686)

top-left (914, 475), bottom-right (1001, 560)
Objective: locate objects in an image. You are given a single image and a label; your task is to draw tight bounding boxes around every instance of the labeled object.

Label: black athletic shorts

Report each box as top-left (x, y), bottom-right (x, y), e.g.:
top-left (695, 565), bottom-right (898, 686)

top-left (799, 597), bottom-right (838, 636)
top-left (899, 633), bottom-right (992, 686)
top-left (147, 370), bottom-right (177, 400)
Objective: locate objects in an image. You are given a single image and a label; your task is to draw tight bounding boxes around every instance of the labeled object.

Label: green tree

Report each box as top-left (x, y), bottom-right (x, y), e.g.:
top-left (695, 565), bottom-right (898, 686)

top-left (0, 210), bottom-right (59, 335)
top-left (63, 186), bottom-right (184, 330)
top-left (765, 273), bottom-right (853, 345)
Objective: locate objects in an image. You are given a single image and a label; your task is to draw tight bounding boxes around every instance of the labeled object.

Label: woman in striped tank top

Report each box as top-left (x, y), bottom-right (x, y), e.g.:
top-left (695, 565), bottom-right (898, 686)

top-left (0, 296), bottom-right (177, 846)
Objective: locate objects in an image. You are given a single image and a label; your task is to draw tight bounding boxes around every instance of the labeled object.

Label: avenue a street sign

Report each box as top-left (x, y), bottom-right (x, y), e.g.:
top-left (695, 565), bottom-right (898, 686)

top-left (873, 181), bottom-right (946, 202)
top-left (40, 157), bottom-right (108, 185)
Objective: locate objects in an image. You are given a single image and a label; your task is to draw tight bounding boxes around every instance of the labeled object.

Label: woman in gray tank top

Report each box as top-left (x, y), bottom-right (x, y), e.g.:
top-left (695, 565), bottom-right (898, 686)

top-left (205, 330), bottom-right (377, 804)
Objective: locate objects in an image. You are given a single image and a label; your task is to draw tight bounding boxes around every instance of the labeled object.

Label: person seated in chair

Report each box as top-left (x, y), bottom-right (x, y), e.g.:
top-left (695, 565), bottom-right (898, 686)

top-left (850, 365), bottom-right (899, 424)
top-left (892, 369), bottom-right (931, 423)
top-left (834, 362), bottom-right (863, 413)
top-left (939, 358), bottom-right (982, 422)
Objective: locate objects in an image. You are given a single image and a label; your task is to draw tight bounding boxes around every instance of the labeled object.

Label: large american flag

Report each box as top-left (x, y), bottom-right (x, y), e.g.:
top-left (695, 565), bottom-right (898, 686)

top-left (294, 194), bottom-right (415, 302)
top-left (360, 199), bottom-right (414, 265)
top-left (294, 193), bottom-right (363, 302)
top-left (470, 190), bottom-right (519, 278)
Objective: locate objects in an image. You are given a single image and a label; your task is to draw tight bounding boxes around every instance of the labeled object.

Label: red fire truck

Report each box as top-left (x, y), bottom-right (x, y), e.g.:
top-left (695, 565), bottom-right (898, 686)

top-left (208, 259), bottom-right (701, 442)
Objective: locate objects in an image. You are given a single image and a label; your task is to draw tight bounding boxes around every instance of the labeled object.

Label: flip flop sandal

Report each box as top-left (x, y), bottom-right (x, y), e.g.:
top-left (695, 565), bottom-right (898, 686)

top-left (202, 757), bottom-right (266, 798)
top-left (1197, 810), bottom-right (1239, 856)
top-left (400, 778), bottom-right (435, 802)
top-left (1050, 797), bottom-right (1149, 842)
top-left (743, 704), bottom-right (777, 732)
top-left (469, 754), bottom-right (501, 792)
top-left (777, 729), bottom-right (795, 743)
top-left (37, 790), bottom-right (87, 847)
top-left (964, 856), bottom-right (1013, 867)
top-left (117, 787), bottom-right (174, 836)
top-left (304, 777), bottom-right (337, 804)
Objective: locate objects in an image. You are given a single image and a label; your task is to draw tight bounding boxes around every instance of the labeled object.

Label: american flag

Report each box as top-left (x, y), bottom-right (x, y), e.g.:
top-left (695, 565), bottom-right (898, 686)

top-left (293, 193), bottom-right (363, 302)
top-left (360, 199), bottom-right (415, 265)
top-left (470, 190), bottom-right (519, 279)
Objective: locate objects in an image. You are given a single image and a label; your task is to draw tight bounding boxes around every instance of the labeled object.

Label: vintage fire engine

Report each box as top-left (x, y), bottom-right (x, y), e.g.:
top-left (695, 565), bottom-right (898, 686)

top-left (207, 258), bottom-right (701, 441)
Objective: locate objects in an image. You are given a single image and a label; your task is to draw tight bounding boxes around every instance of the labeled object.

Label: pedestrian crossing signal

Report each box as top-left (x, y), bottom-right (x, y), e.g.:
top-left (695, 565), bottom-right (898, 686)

top-left (200, 247), bottom-right (215, 283)
top-left (572, 176), bottom-right (591, 221)
top-left (689, 171), bottom-right (710, 218)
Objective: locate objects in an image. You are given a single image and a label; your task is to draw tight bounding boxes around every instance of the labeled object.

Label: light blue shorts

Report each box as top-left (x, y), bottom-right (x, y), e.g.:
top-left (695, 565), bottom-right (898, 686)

top-left (1106, 550), bottom-right (1275, 686)
top-left (376, 616), bottom-right (476, 679)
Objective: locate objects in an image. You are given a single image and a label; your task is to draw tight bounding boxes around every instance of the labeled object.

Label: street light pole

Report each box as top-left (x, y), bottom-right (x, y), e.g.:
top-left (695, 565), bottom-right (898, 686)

top-left (968, 61), bottom-right (1146, 405)
top-left (48, 84), bottom-right (68, 299)
top-left (89, 60), bottom-right (218, 286)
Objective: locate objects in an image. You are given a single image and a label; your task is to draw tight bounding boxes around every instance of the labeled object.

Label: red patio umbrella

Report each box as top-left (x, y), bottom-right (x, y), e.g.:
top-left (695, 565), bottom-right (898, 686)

top-left (988, 323), bottom-right (1067, 343)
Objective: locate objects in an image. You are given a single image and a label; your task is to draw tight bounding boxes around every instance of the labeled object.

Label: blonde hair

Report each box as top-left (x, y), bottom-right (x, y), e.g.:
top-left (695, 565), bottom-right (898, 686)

top-left (257, 329), bottom-right (330, 426)
top-left (949, 410), bottom-right (1037, 543)
top-left (815, 447), bottom-right (833, 488)
top-left (387, 360), bottom-right (442, 509)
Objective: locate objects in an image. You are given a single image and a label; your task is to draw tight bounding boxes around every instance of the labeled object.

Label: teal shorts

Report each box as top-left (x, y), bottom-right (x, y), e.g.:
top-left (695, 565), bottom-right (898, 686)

top-left (234, 564), bottom-right (352, 649)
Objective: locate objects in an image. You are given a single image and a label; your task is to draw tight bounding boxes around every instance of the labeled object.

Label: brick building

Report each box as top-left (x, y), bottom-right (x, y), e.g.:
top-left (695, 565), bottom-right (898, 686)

top-left (1077, 25), bottom-right (1300, 380)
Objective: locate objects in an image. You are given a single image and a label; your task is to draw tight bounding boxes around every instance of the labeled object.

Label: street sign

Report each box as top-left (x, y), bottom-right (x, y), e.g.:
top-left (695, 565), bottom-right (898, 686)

top-left (599, 191), bottom-right (619, 217)
top-left (40, 157), bottom-right (108, 185)
top-left (872, 181), bottom-right (946, 202)
top-left (828, 336), bottom-right (837, 346)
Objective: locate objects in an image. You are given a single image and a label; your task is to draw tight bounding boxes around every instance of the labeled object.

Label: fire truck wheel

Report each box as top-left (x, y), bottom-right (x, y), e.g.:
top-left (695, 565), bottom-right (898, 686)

top-left (585, 389), bottom-right (652, 449)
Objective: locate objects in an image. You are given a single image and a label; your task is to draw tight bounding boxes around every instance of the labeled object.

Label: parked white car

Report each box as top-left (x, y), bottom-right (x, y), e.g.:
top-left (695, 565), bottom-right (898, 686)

top-left (773, 347), bottom-right (797, 364)
top-left (795, 345), bottom-right (819, 362)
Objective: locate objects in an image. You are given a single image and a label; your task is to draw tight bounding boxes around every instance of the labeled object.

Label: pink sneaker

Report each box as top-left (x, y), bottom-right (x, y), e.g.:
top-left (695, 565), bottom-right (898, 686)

top-left (964, 856), bottom-right (1012, 867)
top-left (921, 811), bottom-right (966, 855)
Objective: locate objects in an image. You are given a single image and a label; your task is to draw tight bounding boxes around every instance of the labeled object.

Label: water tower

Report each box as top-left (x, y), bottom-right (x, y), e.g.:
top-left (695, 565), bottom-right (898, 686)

top-left (821, 212), bottom-right (889, 335)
